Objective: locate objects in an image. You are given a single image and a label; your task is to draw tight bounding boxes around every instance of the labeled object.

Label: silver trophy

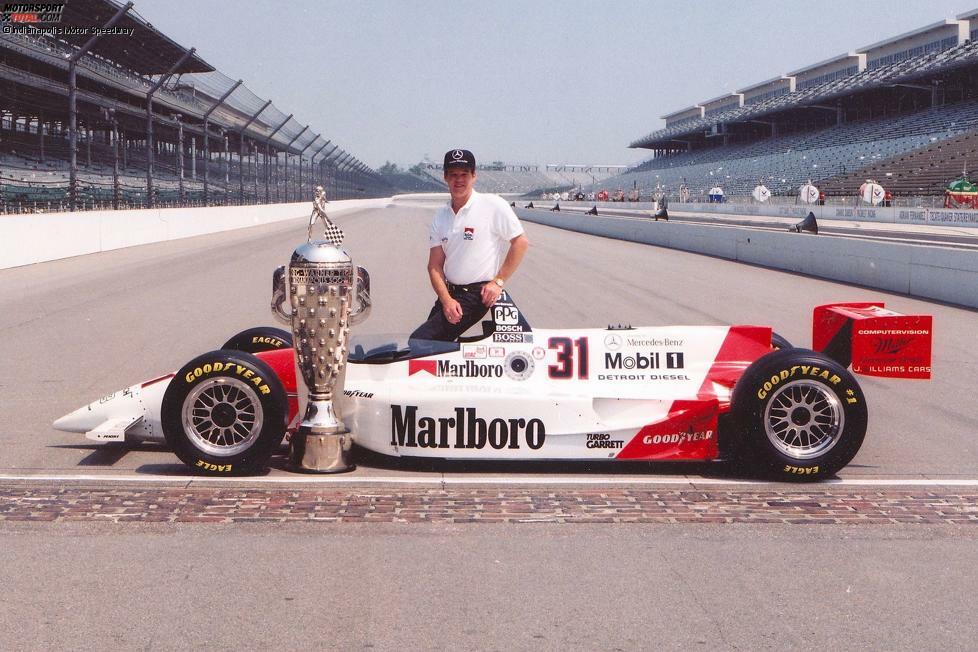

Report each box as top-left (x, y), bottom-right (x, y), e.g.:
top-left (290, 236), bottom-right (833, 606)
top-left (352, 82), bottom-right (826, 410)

top-left (272, 200), bottom-right (370, 472)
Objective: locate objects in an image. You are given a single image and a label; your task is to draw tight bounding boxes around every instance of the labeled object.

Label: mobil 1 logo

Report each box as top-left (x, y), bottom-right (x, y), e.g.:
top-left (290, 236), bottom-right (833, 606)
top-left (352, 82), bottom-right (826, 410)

top-left (604, 351), bottom-right (685, 370)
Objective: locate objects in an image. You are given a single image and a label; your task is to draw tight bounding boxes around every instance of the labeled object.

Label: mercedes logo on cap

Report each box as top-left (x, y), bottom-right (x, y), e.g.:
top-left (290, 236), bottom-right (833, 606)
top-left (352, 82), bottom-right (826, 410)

top-left (452, 149), bottom-right (464, 160)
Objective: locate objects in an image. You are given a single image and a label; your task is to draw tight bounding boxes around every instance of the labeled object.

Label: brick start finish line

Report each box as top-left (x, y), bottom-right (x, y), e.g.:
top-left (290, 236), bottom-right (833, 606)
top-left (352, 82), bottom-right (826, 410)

top-left (1, 487), bottom-right (977, 524)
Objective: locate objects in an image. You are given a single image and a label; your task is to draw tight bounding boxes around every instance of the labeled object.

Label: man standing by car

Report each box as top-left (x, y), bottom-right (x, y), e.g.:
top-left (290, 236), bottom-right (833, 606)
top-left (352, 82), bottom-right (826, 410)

top-left (410, 148), bottom-right (529, 342)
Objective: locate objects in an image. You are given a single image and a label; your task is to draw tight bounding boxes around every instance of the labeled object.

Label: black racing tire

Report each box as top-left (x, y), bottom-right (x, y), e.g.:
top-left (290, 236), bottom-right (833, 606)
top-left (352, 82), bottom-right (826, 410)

top-left (161, 350), bottom-right (288, 475)
top-left (730, 348), bottom-right (867, 481)
top-left (771, 332), bottom-right (793, 351)
top-left (221, 326), bottom-right (293, 353)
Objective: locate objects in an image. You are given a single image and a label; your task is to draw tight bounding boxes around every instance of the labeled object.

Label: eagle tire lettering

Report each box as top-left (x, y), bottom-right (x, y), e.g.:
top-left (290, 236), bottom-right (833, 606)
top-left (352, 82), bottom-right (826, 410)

top-left (221, 326), bottom-right (293, 353)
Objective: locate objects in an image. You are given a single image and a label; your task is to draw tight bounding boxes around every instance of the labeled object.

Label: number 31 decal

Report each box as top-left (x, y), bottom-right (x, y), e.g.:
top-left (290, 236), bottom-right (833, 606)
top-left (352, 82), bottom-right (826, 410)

top-left (548, 337), bottom-right (589, 379)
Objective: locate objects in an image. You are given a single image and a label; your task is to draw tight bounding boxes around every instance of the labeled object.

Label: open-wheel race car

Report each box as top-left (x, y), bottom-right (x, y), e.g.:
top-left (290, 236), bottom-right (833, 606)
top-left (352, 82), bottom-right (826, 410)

top-left (54, 289), bottom-right (933, 481)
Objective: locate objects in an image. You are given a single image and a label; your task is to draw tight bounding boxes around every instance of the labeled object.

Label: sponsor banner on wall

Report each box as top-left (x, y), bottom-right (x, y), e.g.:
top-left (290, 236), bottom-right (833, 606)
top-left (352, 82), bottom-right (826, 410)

top-left (673, 202), bottom-right (978, 228)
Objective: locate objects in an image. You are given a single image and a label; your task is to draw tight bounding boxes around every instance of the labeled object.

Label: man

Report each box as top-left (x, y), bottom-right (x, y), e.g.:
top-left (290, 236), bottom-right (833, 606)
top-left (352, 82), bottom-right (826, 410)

top-left (410, 148), bottom-right (529, 342)
top-left (652, 192), bottom-right (668, 221)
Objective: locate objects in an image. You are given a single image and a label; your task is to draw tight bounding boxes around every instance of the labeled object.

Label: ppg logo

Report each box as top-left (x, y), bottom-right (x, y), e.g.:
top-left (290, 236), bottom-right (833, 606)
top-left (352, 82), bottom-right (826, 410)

top-left (494, 306), bottom-right (519, 325)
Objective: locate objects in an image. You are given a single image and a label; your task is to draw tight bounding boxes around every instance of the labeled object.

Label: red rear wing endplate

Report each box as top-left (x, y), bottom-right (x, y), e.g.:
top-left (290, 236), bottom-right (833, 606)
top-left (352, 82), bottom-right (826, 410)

top-left (813, 303), bottom-right (932, 379)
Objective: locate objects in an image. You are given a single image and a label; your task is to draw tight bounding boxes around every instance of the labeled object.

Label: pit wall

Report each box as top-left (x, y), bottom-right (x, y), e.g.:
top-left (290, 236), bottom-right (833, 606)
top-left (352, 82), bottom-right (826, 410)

top-left (0, 199), bottom-right (387, 270)
top-left (538, 200), bottom-right (978, 228)
top-left (515, 208), bottom-right (978, 310)
top-left (679, 201), bottom-right (978, 227)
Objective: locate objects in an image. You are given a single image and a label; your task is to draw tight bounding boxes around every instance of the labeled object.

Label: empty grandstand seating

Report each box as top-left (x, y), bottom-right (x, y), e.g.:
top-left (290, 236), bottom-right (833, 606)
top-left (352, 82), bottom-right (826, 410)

top-left (820, 128), bottom-right (978, 196)
top-left (616, 28), bottom-right (978, 199)
top-left (631, 39), bottom-right (978, 149)
top-left (610, 100), bottom-right (978, 198)
top-left (0, 4), bottom-right (389, 213)
top-left (416, 165), bottom-right (622, 195)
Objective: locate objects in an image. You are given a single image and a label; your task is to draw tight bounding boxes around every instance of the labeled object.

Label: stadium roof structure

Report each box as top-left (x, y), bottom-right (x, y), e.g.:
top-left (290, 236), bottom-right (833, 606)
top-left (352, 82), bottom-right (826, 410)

top-left (738, 74), bottom-right (793, 94)
top-left (58, 0), bottom-right (213, 74)
top-left (786, 52), bottom-right (860, 78)
top-left (661, 105), bottom-right (703, 121)
top-left (701, 92), bottom-right (742, 106)
top-left (630, 38), bottom-right (978, 149)
top-left (856, 19), bottom-right (964, 54)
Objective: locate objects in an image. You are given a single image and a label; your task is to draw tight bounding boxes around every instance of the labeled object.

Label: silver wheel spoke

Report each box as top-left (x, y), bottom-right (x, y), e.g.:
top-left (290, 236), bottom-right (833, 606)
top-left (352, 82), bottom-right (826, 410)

top-left (763, 380), bottom-right (844, 460)
top-left (181, 376), bottom-right (265, 457)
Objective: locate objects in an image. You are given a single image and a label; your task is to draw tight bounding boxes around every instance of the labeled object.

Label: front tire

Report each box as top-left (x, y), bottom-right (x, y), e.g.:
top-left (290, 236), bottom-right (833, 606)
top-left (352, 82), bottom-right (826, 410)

top-left (162, 350), bottom-right (288, 475)
top-left (730, 348), bottom-right (867, 481)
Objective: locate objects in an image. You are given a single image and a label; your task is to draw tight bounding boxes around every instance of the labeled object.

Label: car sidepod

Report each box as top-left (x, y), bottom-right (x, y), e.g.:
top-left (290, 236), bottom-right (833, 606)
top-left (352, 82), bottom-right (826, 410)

top-left (338, 325), bottom-right (773, 462)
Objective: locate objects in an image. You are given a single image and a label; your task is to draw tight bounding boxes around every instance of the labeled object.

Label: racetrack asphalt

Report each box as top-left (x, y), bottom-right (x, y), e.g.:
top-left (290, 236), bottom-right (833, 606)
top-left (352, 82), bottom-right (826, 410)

top-left (1, 197), bottom-right (977, 649)
top-left (2, 196), bottom-right (975, 483)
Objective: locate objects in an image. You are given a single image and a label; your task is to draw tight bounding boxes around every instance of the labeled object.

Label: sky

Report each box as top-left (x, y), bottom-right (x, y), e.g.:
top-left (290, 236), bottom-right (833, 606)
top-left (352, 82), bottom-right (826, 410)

top-left (131, 0), bottom-right (978, 170)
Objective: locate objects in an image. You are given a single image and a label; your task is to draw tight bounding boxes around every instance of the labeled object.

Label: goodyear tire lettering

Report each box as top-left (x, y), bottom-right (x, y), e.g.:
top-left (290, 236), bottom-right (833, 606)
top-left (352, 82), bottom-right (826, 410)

top-left (758, 365), bottom-right (843, 399)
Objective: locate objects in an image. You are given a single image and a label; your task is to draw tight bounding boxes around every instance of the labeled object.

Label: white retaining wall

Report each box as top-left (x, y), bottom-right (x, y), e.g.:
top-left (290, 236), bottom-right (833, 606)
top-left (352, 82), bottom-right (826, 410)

top-left (554, 200), bottom-right (978, 228)
top-left (0, 199), bottom-right (387, 270)
top-left (516, 208), bottom-right (978, 309)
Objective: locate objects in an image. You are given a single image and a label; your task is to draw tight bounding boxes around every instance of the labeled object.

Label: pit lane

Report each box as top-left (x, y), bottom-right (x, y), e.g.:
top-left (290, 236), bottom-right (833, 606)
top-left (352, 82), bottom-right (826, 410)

top-left (1, 198), bottom-right (976, 490)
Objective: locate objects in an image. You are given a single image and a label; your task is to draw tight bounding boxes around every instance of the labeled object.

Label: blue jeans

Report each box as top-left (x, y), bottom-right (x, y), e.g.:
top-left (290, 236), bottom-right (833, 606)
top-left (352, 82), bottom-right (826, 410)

top-left (410, 282), bottom-right (491, 342)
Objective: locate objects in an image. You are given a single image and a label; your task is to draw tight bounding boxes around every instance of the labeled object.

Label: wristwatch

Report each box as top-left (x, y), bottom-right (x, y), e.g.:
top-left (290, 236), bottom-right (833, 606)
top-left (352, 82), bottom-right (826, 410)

top-left (493, 277), bottom-right (505, 288)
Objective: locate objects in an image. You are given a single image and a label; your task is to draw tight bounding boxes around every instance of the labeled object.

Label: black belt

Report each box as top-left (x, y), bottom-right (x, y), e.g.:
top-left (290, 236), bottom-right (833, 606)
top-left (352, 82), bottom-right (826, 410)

top-left (447, 281), bottom-right (489, 293)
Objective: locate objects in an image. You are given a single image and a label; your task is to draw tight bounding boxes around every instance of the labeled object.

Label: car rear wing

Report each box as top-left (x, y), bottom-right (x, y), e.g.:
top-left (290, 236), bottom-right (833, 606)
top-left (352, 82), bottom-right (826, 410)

top-left (813, 303), bottom-right (932, 379)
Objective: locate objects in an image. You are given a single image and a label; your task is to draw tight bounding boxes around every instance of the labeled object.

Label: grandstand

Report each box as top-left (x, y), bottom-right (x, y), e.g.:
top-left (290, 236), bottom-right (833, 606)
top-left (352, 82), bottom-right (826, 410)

top-left (0, 0), bottom-right (390, 213)
top-left (610, 10), bottom-right (978, 200)
top-left (416, 162), bottom-right (625, 195)
top-left (821, 129), bottom-right (978, 196)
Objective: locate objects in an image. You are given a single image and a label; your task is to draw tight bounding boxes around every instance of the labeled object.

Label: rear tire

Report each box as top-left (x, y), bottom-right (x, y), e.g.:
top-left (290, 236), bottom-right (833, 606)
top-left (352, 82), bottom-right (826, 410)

top-left (221, 326), bottom-right (292, 353)
top-left (731, 348), bottom-right (867, 481)
top-left (162, 350), bottom-right (288, 475)
top-left (771, 332), bottom-right (793, 350)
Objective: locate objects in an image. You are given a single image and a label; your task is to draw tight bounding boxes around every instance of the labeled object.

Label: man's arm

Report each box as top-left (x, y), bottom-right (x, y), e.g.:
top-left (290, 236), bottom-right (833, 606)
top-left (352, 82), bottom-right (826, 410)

top-left (481, 233), bottom-right (529, 306)
top-left (427, 246), bottom-right (463, 324)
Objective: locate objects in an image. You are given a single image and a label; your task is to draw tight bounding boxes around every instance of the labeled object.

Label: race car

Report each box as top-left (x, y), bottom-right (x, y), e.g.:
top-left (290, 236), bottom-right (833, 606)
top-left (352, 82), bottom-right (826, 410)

top-left (53, 294), bottom-right (932, 481)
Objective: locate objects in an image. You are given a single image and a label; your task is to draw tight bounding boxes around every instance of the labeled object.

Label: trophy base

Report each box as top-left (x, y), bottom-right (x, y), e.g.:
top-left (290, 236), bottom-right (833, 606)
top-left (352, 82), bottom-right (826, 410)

top-left (288, 426), bottom-right (356, 474)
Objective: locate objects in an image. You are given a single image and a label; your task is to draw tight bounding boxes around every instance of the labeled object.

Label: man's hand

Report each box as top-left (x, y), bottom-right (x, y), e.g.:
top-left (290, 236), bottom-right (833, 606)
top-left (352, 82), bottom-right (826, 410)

top-left (481, 281), bottom-right (503, 307)
top-left (442, 298), bottom-right (464, 324)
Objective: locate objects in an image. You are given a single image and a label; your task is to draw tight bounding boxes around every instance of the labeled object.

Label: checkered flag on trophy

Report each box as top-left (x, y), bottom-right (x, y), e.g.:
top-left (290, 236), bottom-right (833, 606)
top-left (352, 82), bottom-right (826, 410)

top-left (321, 220), bottom-right (345, 247)
top-left (308, 186), bottom-right (345, 246)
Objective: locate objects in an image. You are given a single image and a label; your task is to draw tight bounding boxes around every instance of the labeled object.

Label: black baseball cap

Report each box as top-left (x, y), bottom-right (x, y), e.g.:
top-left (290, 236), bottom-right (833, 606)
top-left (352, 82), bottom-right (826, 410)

top-left (443, 148), bottom-right (476, 171)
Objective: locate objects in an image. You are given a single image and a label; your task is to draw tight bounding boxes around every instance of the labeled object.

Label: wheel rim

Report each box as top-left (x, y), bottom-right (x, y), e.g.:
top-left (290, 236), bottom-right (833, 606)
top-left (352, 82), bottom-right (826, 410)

top-left (763, 380), bottom-right (844, 460)
top-left (181, 377), bottom-right (264, 457)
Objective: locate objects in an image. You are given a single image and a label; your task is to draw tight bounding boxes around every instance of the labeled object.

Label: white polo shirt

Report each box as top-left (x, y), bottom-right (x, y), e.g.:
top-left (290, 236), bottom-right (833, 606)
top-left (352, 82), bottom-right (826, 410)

top-left (428, 190), bottom-right (524, 285)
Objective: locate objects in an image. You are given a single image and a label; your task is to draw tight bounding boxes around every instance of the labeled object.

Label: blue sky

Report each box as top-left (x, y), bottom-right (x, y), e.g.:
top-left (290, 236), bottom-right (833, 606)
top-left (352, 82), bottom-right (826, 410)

top-left (134, 1), bottom-right (978, 169)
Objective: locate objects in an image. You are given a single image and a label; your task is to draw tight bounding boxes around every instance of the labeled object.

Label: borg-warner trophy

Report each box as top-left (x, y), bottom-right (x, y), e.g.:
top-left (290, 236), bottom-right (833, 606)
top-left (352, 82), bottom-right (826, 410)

top-left (271, 188), bottom-right (370, 472)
